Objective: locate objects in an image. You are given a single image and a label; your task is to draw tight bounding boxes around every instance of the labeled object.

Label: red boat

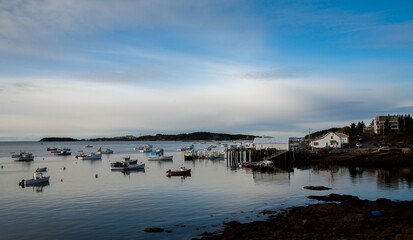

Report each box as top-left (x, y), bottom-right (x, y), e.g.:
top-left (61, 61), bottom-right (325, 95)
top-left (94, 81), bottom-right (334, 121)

top-left (166, 167), bottom-right (191, 177)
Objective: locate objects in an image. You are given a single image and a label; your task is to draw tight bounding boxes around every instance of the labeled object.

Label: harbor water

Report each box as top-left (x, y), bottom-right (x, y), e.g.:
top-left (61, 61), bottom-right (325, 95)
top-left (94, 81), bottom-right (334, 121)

top-left (0, 141), bottom-right (412, 239)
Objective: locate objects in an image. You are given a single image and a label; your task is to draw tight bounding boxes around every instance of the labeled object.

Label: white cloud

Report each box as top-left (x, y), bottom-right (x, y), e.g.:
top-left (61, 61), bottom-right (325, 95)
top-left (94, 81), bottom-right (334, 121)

top-left (1, 75), bottom-right (411, 140)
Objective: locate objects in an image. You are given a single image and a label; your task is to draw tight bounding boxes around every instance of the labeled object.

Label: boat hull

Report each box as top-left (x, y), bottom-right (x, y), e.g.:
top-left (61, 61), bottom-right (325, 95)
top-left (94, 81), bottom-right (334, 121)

top-left (20, 176), bottom-right (50, 186)
top-left (167, 169), bottom-right (191, 176)
top-left (13, 157), bottom-right (34, 161)
top-left (78, 155), bottom-right (101, 160)
top-left (184, 155), bottom-right (194, 160)
top-left (148, 156), bottom-right (173, 161)
top-left (124, 163), bottom-right (145, 170)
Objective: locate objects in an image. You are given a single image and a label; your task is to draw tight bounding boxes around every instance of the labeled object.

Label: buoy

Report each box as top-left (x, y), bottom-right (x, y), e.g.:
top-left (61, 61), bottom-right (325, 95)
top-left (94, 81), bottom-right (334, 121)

top-left (61, 178), bottom-right (63, 182)
top-left (95, 174), bottom-right (98, 178)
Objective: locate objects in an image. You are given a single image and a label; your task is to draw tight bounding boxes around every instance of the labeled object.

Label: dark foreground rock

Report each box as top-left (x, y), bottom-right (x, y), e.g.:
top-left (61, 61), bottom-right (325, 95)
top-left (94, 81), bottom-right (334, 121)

top-left (303, 186), bottom-right (332, 190)
top-left (307, 193), bottom-right (359, 202)
top-left (195, 195), bottom-right (413, 240)
top-left (142, 227), bottom-right (164, 232)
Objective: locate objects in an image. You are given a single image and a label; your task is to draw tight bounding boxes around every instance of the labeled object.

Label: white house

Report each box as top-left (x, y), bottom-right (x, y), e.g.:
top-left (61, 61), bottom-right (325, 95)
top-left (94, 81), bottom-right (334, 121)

top-left (252, 137), bottom-right (290, 150)
top-left (310, 132), bottom-right (349, 148)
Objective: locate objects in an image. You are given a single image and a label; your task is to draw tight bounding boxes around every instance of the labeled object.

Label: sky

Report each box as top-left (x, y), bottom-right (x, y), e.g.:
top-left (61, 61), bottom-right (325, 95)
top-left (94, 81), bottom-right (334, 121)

top-left (0, 0), bottom-right (412, 141)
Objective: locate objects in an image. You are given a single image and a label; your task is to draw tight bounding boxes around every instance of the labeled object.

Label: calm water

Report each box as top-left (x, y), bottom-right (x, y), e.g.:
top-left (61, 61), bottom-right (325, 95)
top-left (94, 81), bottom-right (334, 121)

top-left (0, 141), bottom-right (412, 240)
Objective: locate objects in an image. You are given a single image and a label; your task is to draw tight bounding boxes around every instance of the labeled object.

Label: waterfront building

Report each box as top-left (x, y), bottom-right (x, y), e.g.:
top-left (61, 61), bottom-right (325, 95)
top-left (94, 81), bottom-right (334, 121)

top-left (310, 132), bottom-right (349, 148)
top-left (252, 137), bottom-right (290, 150)
top-left (373, 115), bottom-right (399, 134)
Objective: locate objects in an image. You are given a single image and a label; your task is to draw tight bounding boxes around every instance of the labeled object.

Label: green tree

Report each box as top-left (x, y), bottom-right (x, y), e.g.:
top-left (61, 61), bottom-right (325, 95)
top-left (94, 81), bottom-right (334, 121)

top-left (356, 121), bottom-right (365, 134)
top-left (384, 119), bottom-right (391, 135)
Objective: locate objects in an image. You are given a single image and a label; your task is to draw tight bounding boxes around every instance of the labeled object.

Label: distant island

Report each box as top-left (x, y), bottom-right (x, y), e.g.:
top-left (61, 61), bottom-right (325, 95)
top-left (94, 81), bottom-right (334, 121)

top-left (40, 132), bottom-right (256, 142)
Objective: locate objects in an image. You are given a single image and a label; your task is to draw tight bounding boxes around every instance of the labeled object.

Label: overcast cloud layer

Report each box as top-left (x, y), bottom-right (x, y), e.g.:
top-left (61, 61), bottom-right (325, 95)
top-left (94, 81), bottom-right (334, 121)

top-left (0, 0), bottom-right (412, 140)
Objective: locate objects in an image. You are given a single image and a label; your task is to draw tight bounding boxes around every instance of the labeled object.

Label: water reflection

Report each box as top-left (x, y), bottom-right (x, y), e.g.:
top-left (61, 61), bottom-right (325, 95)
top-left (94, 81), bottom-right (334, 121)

top-left (310, 167), bottom-right (343, 184)
top-left (307, 166), bottom-right (413, 190)
top-left (251, 168), bottom-right (290, 184)
top-left (121, 169), bottom-right (145, 175)
top-left (374, 168), bottom-right (413, 189)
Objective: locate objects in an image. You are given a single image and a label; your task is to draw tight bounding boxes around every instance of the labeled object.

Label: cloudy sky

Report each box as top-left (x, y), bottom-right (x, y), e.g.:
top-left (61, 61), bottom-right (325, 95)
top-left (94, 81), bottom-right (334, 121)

top-left (1, 0), bottom-right (412, 140)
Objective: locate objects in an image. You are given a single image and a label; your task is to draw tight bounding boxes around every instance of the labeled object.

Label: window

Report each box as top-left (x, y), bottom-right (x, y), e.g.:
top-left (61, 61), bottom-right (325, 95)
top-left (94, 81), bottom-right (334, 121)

top-left (331, 136), bottom-right (333, 139)
top-left (314, 142), bottom-right (319, 146)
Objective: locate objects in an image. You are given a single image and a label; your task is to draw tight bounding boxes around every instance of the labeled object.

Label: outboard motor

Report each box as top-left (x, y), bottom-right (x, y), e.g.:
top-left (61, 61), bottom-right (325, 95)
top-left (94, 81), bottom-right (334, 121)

top-left (19, 179), bottom-right (25, 187)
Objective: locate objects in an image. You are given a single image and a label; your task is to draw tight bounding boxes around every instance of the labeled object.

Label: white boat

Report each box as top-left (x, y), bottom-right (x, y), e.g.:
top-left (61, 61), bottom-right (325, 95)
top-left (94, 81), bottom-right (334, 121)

top-left (19, 172), bottom-right (50, 186)
top-left (148, 149), bottom-right (173, 161)
top-left (77, 152), bottom-right (101, 160)
top-left (12, 152), bottom-right (34, 161)
top-left (140, 146), bottom-right (152, 153)
top-left (36, 167), bottom-right (48, 172)
top-left (135, 144), bottom-right (153, 151)
top-left (178, 144), bottom-right (194, 151)
top-left (99, 148), bottom-right (114, 154)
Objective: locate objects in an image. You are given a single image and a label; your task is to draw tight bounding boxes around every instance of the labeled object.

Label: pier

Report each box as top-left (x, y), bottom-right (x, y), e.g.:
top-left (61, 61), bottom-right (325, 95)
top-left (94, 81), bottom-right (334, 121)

top-left (222, 148), bottom-right (295, 171)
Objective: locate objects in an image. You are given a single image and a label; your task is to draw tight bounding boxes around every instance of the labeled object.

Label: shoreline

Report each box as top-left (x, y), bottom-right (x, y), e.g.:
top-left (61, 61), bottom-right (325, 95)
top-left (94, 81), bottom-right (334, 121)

top-left (195, 194), bottom-right (413, 240)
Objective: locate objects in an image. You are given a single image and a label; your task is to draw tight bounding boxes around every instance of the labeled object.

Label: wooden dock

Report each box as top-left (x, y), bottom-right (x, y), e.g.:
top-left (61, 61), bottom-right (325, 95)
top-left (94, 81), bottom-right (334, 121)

top-left (224, 148), bottom-right (295, 171)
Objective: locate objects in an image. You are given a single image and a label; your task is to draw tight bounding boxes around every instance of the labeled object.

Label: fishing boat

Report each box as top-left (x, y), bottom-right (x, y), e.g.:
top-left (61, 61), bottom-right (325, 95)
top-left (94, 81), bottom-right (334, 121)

top-left (12, 152), bottom-right (34, 161)
top-left (184, 151), bottom-right (195, 160)
top-left (19, 172), bottom-right (50, 186)
top-left (56, 150), bottom-right (71, 156)
top-left (148, 149), bottom-right (173, 161)
top-left (77, 152), bottom-right (101, 160)
top-left (122, 156), bottom-right (138, 164)
top-left (110, 160), bottom-right (145, 170)
top-left (100, 148), bottom-right (114, 154)
top-left (140, 146), bottom-right (152, 153)
top-left (124, 162), bottom-right (145, 170)
top-left (166, 166), bottom-right (191, 177)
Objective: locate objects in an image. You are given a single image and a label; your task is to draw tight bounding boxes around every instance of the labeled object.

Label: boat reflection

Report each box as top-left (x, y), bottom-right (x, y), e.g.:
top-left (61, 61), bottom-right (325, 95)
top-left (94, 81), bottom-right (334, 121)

top-left (121, 169), bottom-right (145, 175)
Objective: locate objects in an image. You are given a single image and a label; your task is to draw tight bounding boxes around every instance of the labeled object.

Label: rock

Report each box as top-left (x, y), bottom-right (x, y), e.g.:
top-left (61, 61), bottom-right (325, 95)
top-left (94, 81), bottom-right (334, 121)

top-left (307, 194), bottom-right (359, 202)
top-left (260, 210), bottom-right (278, 215)
top-left (142, 227), bottom-right (164, 232)
top-left (303, 186), bottom-right (332, 190)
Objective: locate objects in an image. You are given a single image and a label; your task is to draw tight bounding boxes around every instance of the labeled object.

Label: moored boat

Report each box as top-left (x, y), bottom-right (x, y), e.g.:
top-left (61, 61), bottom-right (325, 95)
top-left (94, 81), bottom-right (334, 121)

top-left (36, 167), bottom-right (48, 172)
top-left (166, 166), bottom-right (191, 177)
top-left (124, 162), bottom-right (145, 170)
top-left (12, 152), bottom-right (34, 161)
top-left (110, 160), bottom-right (145, 170)
top-left (148, 149), bottom-right (173, 161)
top-left (100, 148), bottom-right (114, 154)
top-left (19, 172), bottom-right (50, 186)
top-left (122, 156), bottom-right (138, 164)
top-left (184, 151), bottom-right (195, 160)
top-left (56, 150), bottom-right (71, 156)
top-left (77, 152), bottom-right (101, 160)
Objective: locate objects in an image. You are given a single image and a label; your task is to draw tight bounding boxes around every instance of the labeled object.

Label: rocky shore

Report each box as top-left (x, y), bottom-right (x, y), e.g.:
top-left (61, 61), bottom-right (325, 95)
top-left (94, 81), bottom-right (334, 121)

top-left (195, 194), bottom-right (413, 240)
top-left (294, 148), bottom-right (413, 168)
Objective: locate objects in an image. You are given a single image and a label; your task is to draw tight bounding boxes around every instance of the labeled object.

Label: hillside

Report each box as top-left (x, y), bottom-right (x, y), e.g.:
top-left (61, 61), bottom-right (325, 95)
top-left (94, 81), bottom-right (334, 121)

top-left (40, 132), bottom-right (256, 142)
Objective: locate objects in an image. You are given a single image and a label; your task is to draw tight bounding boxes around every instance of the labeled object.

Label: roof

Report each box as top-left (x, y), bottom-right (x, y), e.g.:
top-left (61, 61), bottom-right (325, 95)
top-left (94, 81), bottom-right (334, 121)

top-left (377, 115), bottom-right (398, 122)
top-left (253, 137), bottom-right (289, 144)
top-left (313, 132), bottom-right (348, 141)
